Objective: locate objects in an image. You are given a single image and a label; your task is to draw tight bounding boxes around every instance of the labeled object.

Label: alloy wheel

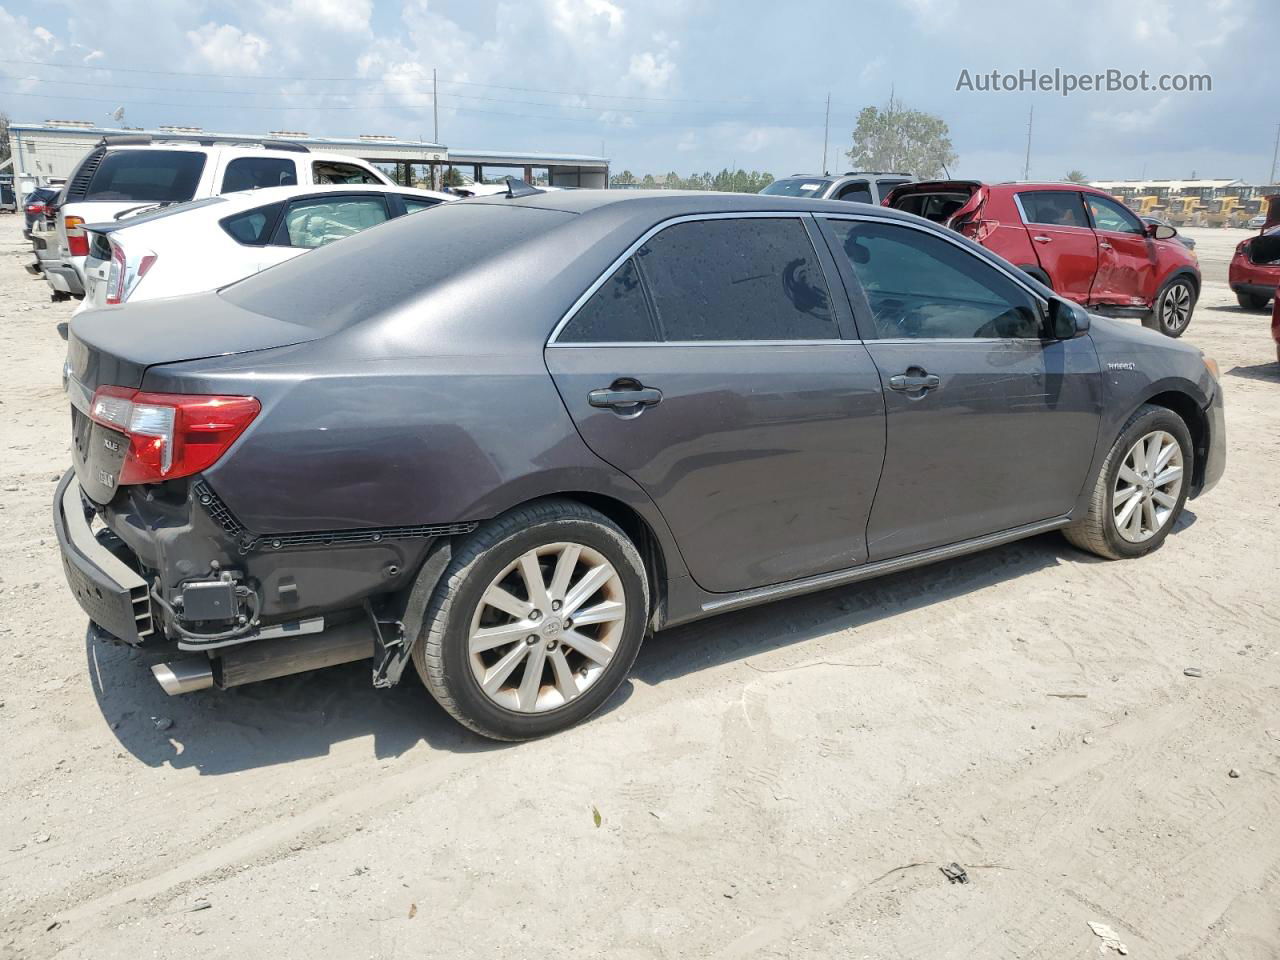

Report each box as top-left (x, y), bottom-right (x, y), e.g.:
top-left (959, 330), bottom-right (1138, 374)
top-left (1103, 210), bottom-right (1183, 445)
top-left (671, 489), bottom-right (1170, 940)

top-left (467, 542), bottom-right (627, 713)
top-left (1159, 282), bottom-right (1192, 334)
top-left (1113, 430), bottom-right (1184, 543)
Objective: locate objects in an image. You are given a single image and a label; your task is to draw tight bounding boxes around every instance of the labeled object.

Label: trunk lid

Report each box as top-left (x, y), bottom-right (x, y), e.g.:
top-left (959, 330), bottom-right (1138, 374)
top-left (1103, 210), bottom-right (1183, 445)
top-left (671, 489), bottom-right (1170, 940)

top-left (66, 293), bottom-right (322, 503)
top-left (1263, 194), bottom-right (1280, 233)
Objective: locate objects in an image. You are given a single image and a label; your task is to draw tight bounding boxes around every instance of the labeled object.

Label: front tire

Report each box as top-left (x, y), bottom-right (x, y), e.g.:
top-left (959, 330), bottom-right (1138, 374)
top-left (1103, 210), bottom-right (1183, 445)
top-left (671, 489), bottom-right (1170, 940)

top-left (1144, 277), bottom-right (1196, 337)
top-left (413, 499), bottom-right (649, 741)
top-left (1063, 404), bottom-right (1193, 560)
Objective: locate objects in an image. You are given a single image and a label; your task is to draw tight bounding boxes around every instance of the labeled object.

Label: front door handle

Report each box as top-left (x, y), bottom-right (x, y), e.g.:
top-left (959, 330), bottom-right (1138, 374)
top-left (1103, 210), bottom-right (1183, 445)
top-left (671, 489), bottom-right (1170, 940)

top-left (1098, 240), bottom-right (1113, 250)
top-left (1032, 235), bottom-right (1053, 244)
top-left (588, 380), bottom-right (663, 410)
top-left (889, 371), bottom-right (940, 393)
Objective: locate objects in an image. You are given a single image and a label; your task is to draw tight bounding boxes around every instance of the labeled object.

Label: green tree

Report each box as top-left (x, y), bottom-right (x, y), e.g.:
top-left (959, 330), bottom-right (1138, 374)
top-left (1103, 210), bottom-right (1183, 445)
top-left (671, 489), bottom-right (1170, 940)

top-left (846, 96), bottom-right (956, 180)
top-left (442, 166), bottom-right (465, 187)
top-left (610, 169), bottom-right (637, 186)
top-left (1064, 170), bottom-right (1088, 183)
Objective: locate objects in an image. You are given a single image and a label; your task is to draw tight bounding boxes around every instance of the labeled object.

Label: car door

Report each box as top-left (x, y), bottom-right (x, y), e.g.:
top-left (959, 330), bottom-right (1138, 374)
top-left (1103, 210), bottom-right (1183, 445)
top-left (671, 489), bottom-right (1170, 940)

top-left (1084, 193), bottom-right (1160, 309)
top-left (819, 215), bottom-right (1102, 561)
top-left (1014, 190), bottom-right (1099, 303)
top-left (545, 214), bottom-right (887, 594)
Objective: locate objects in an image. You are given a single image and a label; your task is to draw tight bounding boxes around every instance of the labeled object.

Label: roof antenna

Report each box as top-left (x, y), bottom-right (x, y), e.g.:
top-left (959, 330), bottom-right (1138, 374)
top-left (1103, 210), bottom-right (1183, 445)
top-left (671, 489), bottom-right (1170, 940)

top-left (504, 176), bottom-right (543, 198)
top-left (941, 163), bottom-right (952, 179)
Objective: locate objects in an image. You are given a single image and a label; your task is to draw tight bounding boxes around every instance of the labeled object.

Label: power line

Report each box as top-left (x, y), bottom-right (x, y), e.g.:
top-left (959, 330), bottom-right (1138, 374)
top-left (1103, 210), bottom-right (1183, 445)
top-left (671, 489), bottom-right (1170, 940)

top-left (0, 56), bottom-right (815, 108)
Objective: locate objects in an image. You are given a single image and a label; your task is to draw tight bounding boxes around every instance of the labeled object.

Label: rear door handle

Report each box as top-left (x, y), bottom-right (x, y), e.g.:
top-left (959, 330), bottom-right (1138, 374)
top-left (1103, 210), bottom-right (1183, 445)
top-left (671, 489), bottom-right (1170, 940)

top-left (889, 372), bottom-right (940, 393)
top-left (1032, 235), bottom-right (1053, 244)
top-left (588, 381), bottom-right (663, 410)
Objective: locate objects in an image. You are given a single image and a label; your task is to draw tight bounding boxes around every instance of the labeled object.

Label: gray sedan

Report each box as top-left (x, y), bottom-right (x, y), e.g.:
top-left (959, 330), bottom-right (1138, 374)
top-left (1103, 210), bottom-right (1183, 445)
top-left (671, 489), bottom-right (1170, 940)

top-left (55, 189), bottom-right (1225, 740)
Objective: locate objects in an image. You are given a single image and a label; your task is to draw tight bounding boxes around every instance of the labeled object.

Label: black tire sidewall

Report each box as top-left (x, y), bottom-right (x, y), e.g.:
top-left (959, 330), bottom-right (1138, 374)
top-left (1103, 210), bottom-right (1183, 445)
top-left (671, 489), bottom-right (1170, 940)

top-left (1100, 408), bottom-right (1193, 558)
top-left (434, 514), bottom-right (648, 740)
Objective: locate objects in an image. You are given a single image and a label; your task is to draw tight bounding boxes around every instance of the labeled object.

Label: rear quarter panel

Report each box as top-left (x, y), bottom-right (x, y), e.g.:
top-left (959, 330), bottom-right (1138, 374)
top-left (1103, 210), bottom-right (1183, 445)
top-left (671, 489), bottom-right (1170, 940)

top-left (979, 190), bottom-right (1039, 270)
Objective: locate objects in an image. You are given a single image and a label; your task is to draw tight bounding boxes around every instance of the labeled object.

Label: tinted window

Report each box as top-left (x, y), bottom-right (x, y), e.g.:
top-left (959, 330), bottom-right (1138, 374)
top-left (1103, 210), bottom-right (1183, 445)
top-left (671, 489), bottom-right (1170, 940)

top-left (559, 258), bottom-right (657, 342)
top-left (825, 219), bottom-right (1041, 339)
top-left (877, 178), bottom-right (911, 197)
top-left (402, 196), bottom-right (441, 214)
top-left (635, 218), bottom-right (835, 341)
top-left (1086, 194), bottom-right (1144, 234)
top-left (279, 196), bottom-right (389, 248)
top-left (221, 203), bottom-right (281, 245)
top-left (312, 161), bottom-right (381, 185)
top-left (84, 150), bottom-right (206, 202)
top-left (759, 178), bottom-right (833, 198)
top-left (222, 157), bottom-right (297, 193)
top-left (1019, 191), bottom-right (1089, 228)
top-left (836, 181), bottom-right (873, 203)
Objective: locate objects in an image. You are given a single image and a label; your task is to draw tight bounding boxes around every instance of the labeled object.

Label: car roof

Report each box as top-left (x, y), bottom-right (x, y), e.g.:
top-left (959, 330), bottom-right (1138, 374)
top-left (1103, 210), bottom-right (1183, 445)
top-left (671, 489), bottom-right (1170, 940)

top-left (218, 183), bottom-right (454, 205)
top-left (465, 188), bottom-right (922, 219)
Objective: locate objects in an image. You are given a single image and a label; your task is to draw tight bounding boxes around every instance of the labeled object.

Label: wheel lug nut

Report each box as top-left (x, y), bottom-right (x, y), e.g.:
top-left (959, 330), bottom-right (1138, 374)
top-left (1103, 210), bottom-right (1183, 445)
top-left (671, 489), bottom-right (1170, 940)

top-left (530, 610), bottom-right (542, 621)
top-left (563, 618), bottom-right (572, 629)
top-left (526, 636), bottom-right (537, 645)
top-left (551, 600), bottom-right (562, 612)
top-left (546, 639), bottom-right (557, 650)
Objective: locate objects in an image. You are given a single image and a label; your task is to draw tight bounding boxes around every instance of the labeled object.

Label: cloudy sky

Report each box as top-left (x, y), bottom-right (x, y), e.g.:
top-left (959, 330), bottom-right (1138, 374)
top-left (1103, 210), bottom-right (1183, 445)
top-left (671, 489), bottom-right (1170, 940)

top-left (1, 0), bottom-right (1276, 182)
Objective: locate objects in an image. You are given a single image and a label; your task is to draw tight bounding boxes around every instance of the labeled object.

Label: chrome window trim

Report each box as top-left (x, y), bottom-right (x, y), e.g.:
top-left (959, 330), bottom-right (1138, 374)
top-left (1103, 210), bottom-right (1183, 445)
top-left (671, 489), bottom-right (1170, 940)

top-left (549, 339), bottom-right (850, 348)
top-left (547, 211), bottom-right (837, 347)
top-left (817, 211), bottom-right (1052, 310)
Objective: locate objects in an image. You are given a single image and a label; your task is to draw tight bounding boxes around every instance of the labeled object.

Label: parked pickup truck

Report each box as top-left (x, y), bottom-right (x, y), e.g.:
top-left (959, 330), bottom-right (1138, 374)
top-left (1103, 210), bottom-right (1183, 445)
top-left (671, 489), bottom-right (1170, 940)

top-left (47, 134), bottom-right (393, 299)
top-left (884, 181), bottom-right (1202, 337)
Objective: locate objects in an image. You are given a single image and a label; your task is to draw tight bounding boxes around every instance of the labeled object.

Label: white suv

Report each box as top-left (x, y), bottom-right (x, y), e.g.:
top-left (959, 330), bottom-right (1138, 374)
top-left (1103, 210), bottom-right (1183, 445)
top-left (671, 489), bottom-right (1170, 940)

top-left (46, 135), bottom-right (393, 299)
top-left (758, 171), bottom-right (915, 204)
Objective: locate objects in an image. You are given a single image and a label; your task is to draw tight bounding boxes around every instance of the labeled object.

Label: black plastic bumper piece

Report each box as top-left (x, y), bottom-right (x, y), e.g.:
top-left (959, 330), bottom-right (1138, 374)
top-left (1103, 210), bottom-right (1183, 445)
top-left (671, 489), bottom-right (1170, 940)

top-left (52, 469), bottom-right (155, 644)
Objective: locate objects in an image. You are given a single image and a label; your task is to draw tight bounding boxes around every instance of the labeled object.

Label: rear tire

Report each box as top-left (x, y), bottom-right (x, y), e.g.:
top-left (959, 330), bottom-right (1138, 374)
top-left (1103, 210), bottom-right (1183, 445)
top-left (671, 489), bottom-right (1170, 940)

top-left (1063, 404), bottom-right (1193, 560)
top-left (1143, 277), bottom-right (1196, 337)
top-left (1236, 291), bottom-right (1271, 310)
top-left (412, 499), bottom-right (649, 741)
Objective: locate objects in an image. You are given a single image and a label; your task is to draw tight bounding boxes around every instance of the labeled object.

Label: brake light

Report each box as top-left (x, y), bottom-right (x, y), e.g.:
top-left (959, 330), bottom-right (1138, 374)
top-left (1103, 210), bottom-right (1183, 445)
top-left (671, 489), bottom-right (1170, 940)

top-left (26, 202), bottom-right (46, 215)
top-left (105, 240), bottom-right (157, 305)
top-left (958, 218), bottom-right (999, 243)
top-left (65, 215), bottom-right (88, 257)
top-left (89, 386), bottom-right (260, 485)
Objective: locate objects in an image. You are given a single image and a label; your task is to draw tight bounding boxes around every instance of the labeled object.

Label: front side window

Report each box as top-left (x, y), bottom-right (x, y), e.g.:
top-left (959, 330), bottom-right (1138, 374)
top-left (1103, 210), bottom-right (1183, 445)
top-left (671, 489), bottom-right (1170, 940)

top-left (824, 219), bottom-right (1042, 340)
top-left (312, 161), bottom-right (382, 185)
top-left (1085, 194), bottom-right (1145, 234)
top-left (559, 258), bottom-right (657, 342)
top-left (84, 150), bottom-right (206, 203)
top-left (635, 217), bottom-right (836, 341)
top-left (278, 196), bottom-right (389, 248)
top-left (222, 157), bottom-right (298, 193)
top-left (1018, 190), bottom-right (1090, 228)
top-left (836, 181), bottom-right (873, 203)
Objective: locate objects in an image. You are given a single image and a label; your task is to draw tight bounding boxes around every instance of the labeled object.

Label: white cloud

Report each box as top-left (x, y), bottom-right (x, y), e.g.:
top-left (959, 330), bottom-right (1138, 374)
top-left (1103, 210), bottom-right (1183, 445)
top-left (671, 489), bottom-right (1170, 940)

top-left (628, 50), bottom-right (675, 92)
top-left (677, 131), bottom-right (697, 152)
top-left (186, 23), bottom-right (271, 74)
top-left (548, 0), bottom-right (625, 40)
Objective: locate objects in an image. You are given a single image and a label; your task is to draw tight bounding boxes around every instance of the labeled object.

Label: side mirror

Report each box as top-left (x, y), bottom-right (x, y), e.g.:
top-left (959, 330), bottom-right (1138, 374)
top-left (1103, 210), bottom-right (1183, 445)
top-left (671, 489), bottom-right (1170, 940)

top-left (1148, 223), bottom-right (1178, 240)
top-left (1048, 298), bottom-right (1090, 339)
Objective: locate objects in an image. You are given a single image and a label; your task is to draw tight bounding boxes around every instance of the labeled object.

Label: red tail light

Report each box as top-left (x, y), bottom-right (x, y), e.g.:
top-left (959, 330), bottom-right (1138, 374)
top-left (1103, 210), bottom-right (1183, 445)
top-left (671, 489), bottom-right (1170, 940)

top-left (26, 202), bottom-right (46, 215)
top-left (65, 215), bottom-right (89, 257)
top-left (105, 240), bottom-right (157, 305)
top-left (957, 218), bottom-right (999, 243)
top-left (89, 387), bottom-right (261, 485)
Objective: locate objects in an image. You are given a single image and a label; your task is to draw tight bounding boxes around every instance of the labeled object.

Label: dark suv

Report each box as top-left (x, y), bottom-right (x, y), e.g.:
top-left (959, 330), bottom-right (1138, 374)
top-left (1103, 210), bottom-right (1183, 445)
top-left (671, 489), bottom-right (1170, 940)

top-left (55, 190), bottom-right (1224, 740)
top-left (885, 181), bottom-right (1202, 337)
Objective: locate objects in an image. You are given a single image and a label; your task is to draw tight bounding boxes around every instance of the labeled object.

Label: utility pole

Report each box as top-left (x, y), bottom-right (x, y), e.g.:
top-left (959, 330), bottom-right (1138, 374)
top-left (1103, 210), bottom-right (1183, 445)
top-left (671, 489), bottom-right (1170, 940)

top-left (432, 69), bottom-right (439, 145)
top-left (1270, 122), bottom-right (1279, 185)
top-left (1022, 105), bottom-right (1033, 180)
top-left (821, 93), bottom-right (830, 174)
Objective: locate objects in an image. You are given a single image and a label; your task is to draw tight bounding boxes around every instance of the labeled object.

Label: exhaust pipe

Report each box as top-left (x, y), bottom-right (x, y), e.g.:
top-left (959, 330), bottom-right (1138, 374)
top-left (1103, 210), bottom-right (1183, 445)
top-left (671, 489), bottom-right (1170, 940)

top-left (152, 658), bottom-right (215, 695)
top-left (151, 620), bottom-right (373, 695)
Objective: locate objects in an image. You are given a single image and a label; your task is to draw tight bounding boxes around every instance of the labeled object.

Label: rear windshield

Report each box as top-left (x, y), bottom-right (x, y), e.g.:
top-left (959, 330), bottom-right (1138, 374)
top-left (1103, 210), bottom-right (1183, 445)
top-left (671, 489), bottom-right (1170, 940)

top-left (95, 196), bottom-right (226, 229)
top-left (219, 201), bottom-right (574, 334)
top-left (85, 150), bottom-right (207, 203)
top-left (890, 190), bottom-right (975, 222)
top-left (760, 178), bottom-right (833, 198)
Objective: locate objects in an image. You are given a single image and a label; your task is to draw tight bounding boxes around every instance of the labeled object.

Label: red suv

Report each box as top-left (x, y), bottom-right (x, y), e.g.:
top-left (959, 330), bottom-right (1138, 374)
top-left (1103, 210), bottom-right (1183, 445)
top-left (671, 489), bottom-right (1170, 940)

top-left (1228, 195), bottom-right (1279, 312)
top-left (885, 181), bottom-right (1201, 337)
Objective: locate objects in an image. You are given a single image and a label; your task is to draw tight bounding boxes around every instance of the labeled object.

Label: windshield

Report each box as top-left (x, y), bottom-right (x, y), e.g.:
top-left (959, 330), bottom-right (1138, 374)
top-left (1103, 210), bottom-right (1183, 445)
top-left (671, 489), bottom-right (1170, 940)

top-left (759, 178), bottom-right (833, 198)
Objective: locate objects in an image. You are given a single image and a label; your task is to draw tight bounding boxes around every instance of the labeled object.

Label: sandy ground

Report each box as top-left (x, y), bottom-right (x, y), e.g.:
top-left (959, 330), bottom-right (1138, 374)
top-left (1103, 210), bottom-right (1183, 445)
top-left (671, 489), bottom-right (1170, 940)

top-left (0, 216), bottom-right (1277, 959)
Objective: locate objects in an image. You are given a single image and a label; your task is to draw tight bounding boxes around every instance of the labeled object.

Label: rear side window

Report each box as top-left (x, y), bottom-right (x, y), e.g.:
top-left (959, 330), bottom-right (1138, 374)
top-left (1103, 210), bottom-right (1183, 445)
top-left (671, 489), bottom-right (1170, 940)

top-left (635, 217), bottom-right (835, 341)
top-left (836, 181), bottom-right (873, 203)
top-left (825, 219), bottom-right (1041, 339)
top-left (1018, 191), bottom-right (1089, 228)
top-left (84, 150), bottom-right (206, 202)
top-left (221, 202), bottom-right (282, 246)
top-left (222, 157), bottom-right (298, 193)
top-left (312, 161), bottom-right (382, 185)
top-left (277, 196), bottom-right (389, 248)
top-left (401, 196), bottom-right (441, 214)
top-left (559, 259), bottom-right (657, 342)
